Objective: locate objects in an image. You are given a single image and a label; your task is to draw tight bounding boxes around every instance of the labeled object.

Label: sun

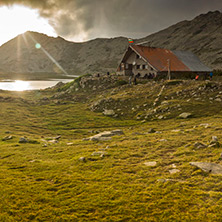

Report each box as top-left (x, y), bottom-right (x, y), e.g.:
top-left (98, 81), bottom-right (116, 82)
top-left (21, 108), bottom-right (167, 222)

top-left (0, 5), bottom-right (57, 46)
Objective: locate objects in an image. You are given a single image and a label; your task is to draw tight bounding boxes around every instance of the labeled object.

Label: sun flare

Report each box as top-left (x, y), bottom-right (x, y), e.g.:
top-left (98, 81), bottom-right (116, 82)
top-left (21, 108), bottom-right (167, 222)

top-left (0, 5), bottom-right (56, 46)
top-left (12, 80), bottom-right (30, 91)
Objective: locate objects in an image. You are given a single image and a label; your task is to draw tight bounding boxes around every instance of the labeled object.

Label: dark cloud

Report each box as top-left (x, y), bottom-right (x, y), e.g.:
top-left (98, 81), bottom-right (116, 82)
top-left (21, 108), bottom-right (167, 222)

top-left (0, 0), bottom-right (221, 41)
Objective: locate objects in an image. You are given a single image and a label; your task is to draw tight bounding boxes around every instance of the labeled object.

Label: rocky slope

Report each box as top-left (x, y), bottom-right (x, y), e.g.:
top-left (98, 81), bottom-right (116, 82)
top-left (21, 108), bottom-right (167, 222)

top-left (137, 11), bottom-right (222, 70)
top-left (0, 11), bottom-right (221, 77)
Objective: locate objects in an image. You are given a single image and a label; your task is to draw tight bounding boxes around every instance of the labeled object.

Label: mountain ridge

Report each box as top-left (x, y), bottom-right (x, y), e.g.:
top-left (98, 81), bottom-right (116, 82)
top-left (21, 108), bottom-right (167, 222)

top-left (0, 10), bottom-right (221, 77)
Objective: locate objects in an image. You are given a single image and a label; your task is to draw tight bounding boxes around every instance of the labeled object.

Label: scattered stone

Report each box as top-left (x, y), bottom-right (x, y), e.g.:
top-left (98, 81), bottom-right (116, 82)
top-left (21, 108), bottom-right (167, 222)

top-left (171, 164), bottom-right (177, 168)
top-left (161, 101), bottom-right (169, 105)
top-left (79, 157), bottom-right (86, 162)
top-left (144, 161), bottom-right (157, 167)
top-left (171, 129), bottom-right (181, 133)
top-left (209, 136), bottom-right (220, 148)
top-left (211, 136), bottom-right (218, 142)
top-left (178, 112), bottom-right (192, 119)
top-left (66, 142), bottom-right (73, 146)
top-left (133, 132), bottom-right (145, 135)
top-left (54, 135), bottom-right (61, 140)
top-left (159, 139), bottom-right (167, 142)
top-left (42, 144), bottom-right (47, 147)
top-left (194, 142), bottom-right (207, 149)
top-left (87, 129), bottom-right (124, 141)
top-left (48, 139), bottom-right (58, 144)
top-left (91, 151), bottom-right (108, 157)
top-left (19, 137), bottom-right (28, 143)
top-left (148, 128), bottom-right (156, 133)
top-left (169, 169), bottom-right (180, 174)
top-left (215, 98), bottom-right (222, 102)
top-left (190, 162), bottom-right (222, 175)
top-left (157, 179), bottom-right (172, 183)
top-left (199, 123), bottom-right (210, 128)
top-left (158, 115), bottom-right (164, 120)
top-left (2, 135), bottom-right (13, 141)
top-left (103, 109), bottom-right (115, 116)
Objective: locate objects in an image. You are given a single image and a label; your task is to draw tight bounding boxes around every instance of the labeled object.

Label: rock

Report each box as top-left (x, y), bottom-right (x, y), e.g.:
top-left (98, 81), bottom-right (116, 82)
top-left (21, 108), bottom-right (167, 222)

top-left (190, 162), bottom-right (222, 175)
top-left (169, 169), bottom-right (180, 174)
top-left (171, 129), bottom-right (181, 133)
top-left (157, 179), bottom-right (172, 183)
top-left (199, 123), bottom-right (210, 128)
top-left (91, 151), bottom-right (108, 157)
top-left (19, 137), bottom-right (28, 143)
top-left (158, 115), bottom-right (164, 120)
top-left (178, 112), bottom-right (192, 119)
top-left (211, 136), bottom-right (218, 142)
top-left (215, 98), bottom-right (222, 102)
top-left (2, 135), bottom-right (13, 141)
top-left (209, 136), bottom-right (220, 148)
top-left (171, 164), bottom-right (177, 168)
top-left (194, 142), bottom-right (207, 149)
top-left (42, 144), bottom-right (48, 147)
top-left (144, 161), bottom-right (157, 167)
top-left (48, 139), bottom-right (58, 144)
top-left (159, 139), bottom-right (167, 142)
top-left (161, 101), bottom-right (169, 105)
top-left (88, 130), bottom-right (124, 141)
top-left (103, 109), bottom-right (115, 116)
top-left (148, 128), bottom-right (156, 133)
top-left (91, 137), bottom-right (112, 142)
top-left (54, 135), bottom-right (61, 140)
top-left (208, 143), bottom-right (220, 148)
top-left (111, 129), bottom-right (124, 136)
top-left (79, 157), bottom-right (86, 162)
top-left (67, 143), bottom-right (73, 146)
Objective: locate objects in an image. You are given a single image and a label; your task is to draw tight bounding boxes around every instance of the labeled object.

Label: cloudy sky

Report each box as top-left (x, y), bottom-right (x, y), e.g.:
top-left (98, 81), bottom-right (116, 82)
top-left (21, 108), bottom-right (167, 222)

top-left (0, 0), bottom-right (221, 45)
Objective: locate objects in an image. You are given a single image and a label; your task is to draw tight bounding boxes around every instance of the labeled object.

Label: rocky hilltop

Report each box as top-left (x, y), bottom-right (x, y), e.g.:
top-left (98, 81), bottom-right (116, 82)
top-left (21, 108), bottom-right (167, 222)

top-left (137, 11), bottom-right (222, 70)
top-left (0, 11), bottom-right (221, 77)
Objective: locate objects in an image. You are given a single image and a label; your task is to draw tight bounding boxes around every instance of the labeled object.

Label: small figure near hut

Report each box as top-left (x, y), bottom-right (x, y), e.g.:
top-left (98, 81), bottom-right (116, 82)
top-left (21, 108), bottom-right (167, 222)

top-left (195, 74), bottom-right (199, 81)
top-left (209, 72), bottom-right (213, 80)
top-left (133, 75), bottom-right (137, 85)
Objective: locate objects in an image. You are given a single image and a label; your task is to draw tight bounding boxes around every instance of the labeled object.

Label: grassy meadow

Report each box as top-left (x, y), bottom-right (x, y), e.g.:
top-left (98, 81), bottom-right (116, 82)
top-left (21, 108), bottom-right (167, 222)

top-left (0, 77), bottom-right (222, 221)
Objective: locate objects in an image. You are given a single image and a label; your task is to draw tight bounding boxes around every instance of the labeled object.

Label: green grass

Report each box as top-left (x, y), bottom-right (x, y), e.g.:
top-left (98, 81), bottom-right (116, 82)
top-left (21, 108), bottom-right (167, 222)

top-left (0, 79), bottom-right (222, 221)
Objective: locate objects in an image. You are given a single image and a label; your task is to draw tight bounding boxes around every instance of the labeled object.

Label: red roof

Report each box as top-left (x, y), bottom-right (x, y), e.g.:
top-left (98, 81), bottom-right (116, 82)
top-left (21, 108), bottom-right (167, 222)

top-left (131, 45), bottom-right (191, 72)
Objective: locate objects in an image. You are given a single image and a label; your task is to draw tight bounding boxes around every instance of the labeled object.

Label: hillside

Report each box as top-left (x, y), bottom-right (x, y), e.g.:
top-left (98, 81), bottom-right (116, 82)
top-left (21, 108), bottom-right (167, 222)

top-left (0, 32), bottom-right (129, 77)
top-left (138, 11), bottom-right (222, 70)
top-left (0, 77), bottom-right (222, 220)
top-left (0, 11), bottom-right (221, 77)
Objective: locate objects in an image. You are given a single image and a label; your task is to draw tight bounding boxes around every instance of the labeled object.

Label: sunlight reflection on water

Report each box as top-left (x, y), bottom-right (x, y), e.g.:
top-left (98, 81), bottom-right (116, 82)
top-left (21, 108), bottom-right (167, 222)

top-left (0, 79), bottom-right (72, 91)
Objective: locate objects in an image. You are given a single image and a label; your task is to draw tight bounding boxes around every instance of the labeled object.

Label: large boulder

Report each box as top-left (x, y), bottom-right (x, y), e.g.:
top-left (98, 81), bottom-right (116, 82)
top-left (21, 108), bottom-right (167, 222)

top-left (190, 162), bottom-right (222, 175)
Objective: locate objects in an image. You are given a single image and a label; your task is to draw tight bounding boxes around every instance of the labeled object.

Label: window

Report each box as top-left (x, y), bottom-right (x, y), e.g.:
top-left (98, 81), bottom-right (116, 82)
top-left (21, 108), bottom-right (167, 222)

top-left (137, 65), bottom-right (140, 70)
top-left (142, 65), bottom-right (146, 70)
top-left (136, 54), bottom-right (140, 59)
top-left (125, 64), bottom-right (129, 69)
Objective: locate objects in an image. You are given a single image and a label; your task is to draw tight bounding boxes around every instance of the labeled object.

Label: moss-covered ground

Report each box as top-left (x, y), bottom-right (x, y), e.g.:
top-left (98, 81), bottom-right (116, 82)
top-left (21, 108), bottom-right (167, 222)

top-left (0, 78), bottom-right (222, 221)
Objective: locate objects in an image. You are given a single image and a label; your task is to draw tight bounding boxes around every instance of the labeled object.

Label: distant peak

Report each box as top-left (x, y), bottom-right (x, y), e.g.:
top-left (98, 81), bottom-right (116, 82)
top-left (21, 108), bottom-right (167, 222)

top-left (196, 10), bottom-right (222, 18)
